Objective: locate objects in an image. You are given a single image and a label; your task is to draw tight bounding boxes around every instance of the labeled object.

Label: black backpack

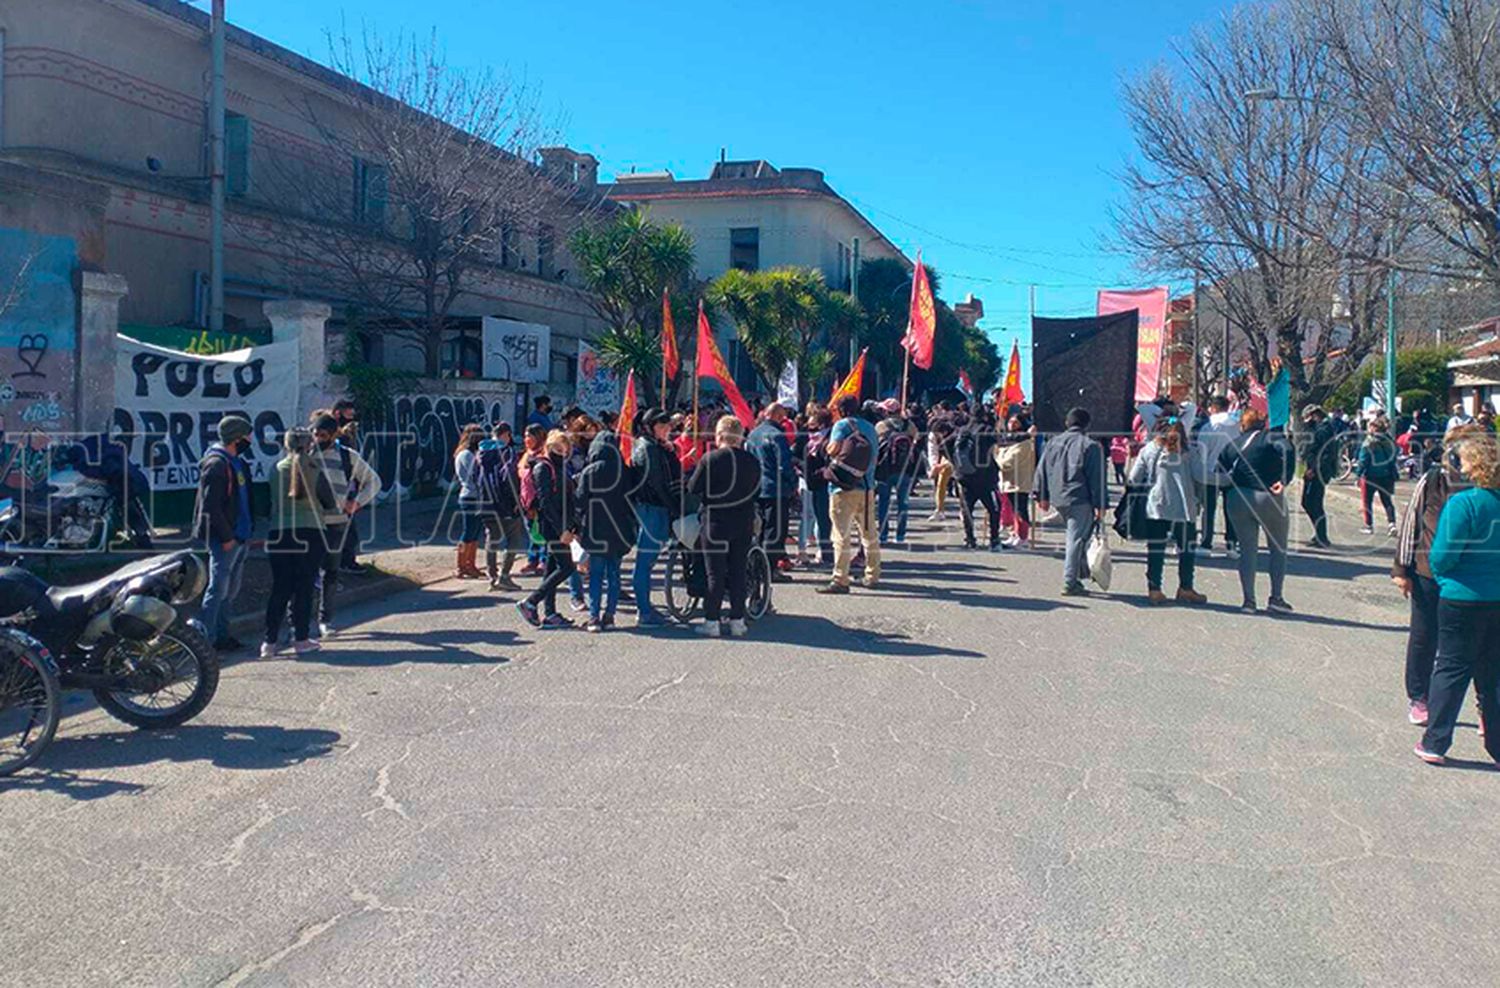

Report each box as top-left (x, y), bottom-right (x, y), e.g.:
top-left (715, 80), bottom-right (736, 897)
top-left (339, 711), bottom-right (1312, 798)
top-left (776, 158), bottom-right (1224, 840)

top-left (954, 431), bottom-right (980, 478)
top-left (478, 443), bottom-right (520, 516)
top-left (875, 428), bottom-right (915, 483)
top-left (829, 428), bottom-right (873, 490)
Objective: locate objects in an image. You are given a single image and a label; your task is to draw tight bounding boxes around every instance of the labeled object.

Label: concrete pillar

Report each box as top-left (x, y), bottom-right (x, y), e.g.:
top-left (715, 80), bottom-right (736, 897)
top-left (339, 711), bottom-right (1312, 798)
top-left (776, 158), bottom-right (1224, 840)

top-left (77, 271), bottom-right (127, 433)
top-left (264, 298), bottom-right (331, 420)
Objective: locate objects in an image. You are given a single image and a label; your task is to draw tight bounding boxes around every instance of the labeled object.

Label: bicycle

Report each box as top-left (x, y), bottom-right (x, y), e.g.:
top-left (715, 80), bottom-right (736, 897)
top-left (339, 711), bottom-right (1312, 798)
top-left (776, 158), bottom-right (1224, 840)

top-left (663, 513), bottom-right (773, 625)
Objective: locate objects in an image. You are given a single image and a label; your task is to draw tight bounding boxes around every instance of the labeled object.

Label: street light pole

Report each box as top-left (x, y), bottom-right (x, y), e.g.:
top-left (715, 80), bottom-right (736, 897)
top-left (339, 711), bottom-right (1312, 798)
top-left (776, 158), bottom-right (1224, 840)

top-left (849, 237), bottom-right (860, 370)
top-left (208, 0), bottom-right (226, 334)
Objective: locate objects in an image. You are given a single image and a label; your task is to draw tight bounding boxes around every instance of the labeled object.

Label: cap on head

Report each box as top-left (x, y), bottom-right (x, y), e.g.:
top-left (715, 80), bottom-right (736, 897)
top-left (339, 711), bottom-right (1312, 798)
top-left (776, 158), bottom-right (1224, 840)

top-left (218, 414), bottom-right (253, 446)
top-left (1301, 404), bottom-right (1326, 421)
top-left (880, 398), bottom-right (901, 414)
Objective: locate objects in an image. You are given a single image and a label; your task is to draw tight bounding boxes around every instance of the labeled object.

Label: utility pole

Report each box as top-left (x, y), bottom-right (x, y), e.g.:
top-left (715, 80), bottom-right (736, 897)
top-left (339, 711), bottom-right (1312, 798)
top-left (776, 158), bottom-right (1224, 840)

top-left (208, 0), bottom-right (226, 333)
top-left (1385, 265), bottom-right (1397, 419)
top-left (849, 237), bottom-right (860, 371)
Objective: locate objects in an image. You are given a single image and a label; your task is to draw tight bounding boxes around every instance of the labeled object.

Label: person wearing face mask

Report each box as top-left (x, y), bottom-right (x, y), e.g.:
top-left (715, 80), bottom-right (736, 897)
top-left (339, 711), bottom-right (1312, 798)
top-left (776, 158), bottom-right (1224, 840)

top-left (308, 411), bottom-right (381, 636)
top-left (195, 415), bottom-right (256, 652)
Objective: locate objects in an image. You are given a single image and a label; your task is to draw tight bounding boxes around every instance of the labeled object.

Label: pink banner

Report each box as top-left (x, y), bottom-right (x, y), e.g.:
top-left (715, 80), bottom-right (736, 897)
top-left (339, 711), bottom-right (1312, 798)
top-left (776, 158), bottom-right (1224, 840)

top-left (1098, 287), bottom-right (1169, 403)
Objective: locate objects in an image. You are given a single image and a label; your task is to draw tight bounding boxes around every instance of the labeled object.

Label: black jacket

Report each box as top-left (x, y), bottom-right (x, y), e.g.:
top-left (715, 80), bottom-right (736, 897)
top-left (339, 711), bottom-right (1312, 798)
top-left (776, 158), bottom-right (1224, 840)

top-left (1300, 420), bottom-right (1340, 482)
top-left (530, 452), bottom-right (575, 541)
top-left (688, 447), bottom-right (761, 538)
top-left (1220, 429), bottom-right (1296, 492)
top-left (578, 433), bottom-right (638, 557)
top-left (194, 445), bottom-right (243, 544)
top-left (631, 435), bottom-right (682, 515)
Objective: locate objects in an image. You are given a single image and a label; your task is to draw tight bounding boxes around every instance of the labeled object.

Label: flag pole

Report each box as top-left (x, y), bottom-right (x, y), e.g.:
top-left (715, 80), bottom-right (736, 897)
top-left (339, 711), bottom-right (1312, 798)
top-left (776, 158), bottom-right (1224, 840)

top-left (900, 348), bottom-right (911, 413)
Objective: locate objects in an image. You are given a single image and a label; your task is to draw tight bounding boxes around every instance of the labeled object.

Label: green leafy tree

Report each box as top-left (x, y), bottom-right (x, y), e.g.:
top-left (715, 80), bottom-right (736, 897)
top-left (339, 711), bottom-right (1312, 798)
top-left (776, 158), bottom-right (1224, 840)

top-left (707, 267), bottom-right (862, 403)
top-left (569, 209), bottom-right (697, 403)
top-left (1330, 345), bottom-right (1458, 413)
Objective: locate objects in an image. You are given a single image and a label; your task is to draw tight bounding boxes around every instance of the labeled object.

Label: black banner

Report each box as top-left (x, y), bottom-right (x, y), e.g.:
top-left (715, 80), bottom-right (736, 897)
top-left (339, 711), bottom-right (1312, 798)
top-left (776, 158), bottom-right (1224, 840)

top-left (1031, 311), bottom-right (1140, 434)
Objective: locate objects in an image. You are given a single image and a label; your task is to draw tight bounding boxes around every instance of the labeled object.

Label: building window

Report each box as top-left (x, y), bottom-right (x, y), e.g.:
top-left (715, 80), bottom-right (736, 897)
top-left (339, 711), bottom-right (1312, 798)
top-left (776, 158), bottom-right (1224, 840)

top-left (500, 213), bottom-right (519, 268)
top-left (443, 332), bottom-right (483, 379)
top-left (225, 112), bottom-right (252, 197)
top-left (353, 157), bottom-right (387, 228)
top-left (730, 227), bottom-right (760, 272)
top-left (537, 223), bottom-right (555, 279)
top-left (550, 350), bottom-right (576, 386)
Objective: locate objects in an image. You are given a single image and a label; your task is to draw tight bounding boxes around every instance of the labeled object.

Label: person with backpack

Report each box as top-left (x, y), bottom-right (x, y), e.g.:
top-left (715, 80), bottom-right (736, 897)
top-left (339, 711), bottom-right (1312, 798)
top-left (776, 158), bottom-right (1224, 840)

top-left (1035, 407), bottom-right (1106, 596)
top-left (516, 430), bottom-right (579, 630)
top-left (195, 414), bottom-right (255, 652)
top-left (451, 423), bottom-right (488, 580)
top-left (577, 425), bottom-right (638, 633)
top-left (478, 422), bottom-right (526, 591)
top-left (1357, 417), bottom-right (1400, 536)
top-left (817, 394), bottom-right (881, 594)
top-left (748, 402), bottom-right (797, 580)
top-left (954, 409), bottom-right (1002, 551)
top-left (517, 424), bottom-right (548, 576)
top-left (874, 399), bottom-right (920, 546)
top-left (309, 411), bottom-right (381, 636)
top-left (631, 408), bottom-right (681, 626)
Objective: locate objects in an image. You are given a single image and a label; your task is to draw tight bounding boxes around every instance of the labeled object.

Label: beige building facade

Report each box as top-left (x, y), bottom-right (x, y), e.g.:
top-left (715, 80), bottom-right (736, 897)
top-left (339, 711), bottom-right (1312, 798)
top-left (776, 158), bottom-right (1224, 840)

top-left (0, 0), bottom-right (610, 388)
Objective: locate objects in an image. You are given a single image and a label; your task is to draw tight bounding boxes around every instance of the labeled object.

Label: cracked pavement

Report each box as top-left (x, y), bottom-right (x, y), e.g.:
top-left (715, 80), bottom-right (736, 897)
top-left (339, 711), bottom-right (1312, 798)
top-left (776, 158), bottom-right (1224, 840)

top-left (1, 501), bottom-right (1497, 987)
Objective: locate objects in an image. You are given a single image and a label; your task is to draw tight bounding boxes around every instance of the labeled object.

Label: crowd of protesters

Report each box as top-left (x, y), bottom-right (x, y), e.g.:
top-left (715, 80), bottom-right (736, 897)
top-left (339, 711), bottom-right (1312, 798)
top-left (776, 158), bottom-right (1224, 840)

top-left (189, 382), bottom-right (1500, 770)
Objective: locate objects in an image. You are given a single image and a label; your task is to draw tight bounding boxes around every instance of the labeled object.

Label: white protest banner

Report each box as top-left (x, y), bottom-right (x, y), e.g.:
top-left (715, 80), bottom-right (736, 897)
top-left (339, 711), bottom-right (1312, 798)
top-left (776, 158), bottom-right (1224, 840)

top-left (111, 334), bottom-right (297, 490)
top-left (482, 316), bottom-right (550, 383)
top-left (574, 339), bottom-right (621, 415)
top-left (777, 361), bottom-right (799, 408)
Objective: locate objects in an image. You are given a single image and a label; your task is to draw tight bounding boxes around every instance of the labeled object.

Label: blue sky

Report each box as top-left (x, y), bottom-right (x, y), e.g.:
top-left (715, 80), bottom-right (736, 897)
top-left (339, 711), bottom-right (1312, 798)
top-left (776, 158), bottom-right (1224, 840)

top-left (214, 0), bottom-right (1224, 382)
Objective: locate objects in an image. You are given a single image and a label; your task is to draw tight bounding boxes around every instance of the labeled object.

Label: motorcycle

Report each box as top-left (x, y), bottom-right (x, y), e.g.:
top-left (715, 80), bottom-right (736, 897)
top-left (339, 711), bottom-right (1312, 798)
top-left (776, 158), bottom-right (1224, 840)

top-left (0, 435), bottom-right (154, 554)
top-left (0, 549), bottom-right (217, 776)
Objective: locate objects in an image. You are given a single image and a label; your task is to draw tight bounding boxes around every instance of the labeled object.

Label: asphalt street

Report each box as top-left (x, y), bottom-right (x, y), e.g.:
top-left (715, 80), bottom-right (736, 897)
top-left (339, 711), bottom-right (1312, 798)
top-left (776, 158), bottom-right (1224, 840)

top-left (3, 491), bottom-right (1497, 987)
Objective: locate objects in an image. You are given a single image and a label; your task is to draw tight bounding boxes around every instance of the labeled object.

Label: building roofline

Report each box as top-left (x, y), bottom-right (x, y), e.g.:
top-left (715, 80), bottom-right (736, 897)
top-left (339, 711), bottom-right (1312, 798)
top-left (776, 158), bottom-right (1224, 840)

top-left (602, 170), bottom-right (912, 271)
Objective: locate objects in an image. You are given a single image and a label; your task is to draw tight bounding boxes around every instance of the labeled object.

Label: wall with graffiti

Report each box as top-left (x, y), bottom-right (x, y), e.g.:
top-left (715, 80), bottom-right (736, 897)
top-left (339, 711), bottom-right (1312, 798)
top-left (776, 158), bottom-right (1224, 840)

top-left (0, 229), bottom-right (78, 488)
top-left (359, 385), bottom-right (518, 498)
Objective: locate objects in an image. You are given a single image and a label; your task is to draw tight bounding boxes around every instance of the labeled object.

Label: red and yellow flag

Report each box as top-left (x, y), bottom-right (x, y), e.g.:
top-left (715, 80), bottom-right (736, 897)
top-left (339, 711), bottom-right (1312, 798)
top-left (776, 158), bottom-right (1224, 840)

top-left (830, 348), bottom-right (868, 407)
top-left (1001, 338), bottom-right (1025, 406)
top-left (696, 302), bottom-right (755, 428)
top-left (618, 370), bottom-right (638, 457)
top-left (901, 251), bottom-right (937, 370)
top-left (661, 288), bottom-right (679, 381)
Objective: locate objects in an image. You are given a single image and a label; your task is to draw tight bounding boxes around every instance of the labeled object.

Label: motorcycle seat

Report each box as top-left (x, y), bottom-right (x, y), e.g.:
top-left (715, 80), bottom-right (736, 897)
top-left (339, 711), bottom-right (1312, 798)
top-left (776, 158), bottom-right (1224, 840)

top-left (43, 553), bottom-right (192, 615)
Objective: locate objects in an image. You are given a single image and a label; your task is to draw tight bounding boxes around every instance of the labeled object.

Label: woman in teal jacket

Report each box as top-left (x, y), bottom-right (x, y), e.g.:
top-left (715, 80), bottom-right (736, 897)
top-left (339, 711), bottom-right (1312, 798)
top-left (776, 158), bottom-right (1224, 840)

top-left (1415, 425), bottom-right (1500, 765)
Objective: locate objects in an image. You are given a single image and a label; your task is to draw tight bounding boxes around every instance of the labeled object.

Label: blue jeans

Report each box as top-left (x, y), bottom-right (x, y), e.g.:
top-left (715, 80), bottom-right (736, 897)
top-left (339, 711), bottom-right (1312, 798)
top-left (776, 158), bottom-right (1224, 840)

top-left (632, 504), bottom-right (671, 618)
top-left (588, 554), bottom-right (623, 620)
top-left (201, 538), bottom-right (248, 644)
top-left (876, 475), bottom-right (915, 542)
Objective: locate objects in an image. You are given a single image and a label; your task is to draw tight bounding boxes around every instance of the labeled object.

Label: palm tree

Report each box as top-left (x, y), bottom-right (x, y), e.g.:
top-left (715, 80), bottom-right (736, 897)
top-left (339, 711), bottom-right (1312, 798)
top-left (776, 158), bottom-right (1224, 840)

top-left (706, 267), bottom-right (863, 403)
top-left (569, 209), bottom-right (697, 403)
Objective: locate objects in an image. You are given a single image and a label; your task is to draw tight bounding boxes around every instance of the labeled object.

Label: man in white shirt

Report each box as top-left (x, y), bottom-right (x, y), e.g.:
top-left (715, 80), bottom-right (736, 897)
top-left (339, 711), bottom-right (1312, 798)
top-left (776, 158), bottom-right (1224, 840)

top-left (1447, 402), bottom-right (1474, 433)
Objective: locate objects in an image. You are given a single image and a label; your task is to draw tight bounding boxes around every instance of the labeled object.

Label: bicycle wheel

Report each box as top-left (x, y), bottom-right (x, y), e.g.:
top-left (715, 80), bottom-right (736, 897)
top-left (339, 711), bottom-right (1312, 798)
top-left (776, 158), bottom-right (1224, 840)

top-left (663, 544), bottom-right (701, 624)
top-left (745, 544), bottom-right (773, 621)
top-left (0, 641), bottom-right (61, 776)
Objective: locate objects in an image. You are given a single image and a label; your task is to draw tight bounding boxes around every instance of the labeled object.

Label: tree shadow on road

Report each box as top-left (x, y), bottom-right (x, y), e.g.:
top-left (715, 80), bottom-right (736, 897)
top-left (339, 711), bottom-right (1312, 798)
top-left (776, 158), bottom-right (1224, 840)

top-left (752, 612), bottom-right (986, 659)
top-left (0, 724), bottom-right (343, 801)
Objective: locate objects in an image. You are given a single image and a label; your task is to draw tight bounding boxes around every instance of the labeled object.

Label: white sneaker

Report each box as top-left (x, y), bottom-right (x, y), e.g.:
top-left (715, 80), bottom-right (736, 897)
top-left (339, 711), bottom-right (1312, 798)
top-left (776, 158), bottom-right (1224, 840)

top-left (318, 622), bottom-right (337, 638)
top-left (292, 638), bottom-right (321, 655)
top-left (1387, 523), bottom-right (1398, 537)
top-left (695, 621), bottom-right (723, 638)
top-left (259, 642), bottom-right (282, 659)
top-left (727, 619), bottom-right (748, 638)
top-left (1359, 526), bottom-right (1374, 535)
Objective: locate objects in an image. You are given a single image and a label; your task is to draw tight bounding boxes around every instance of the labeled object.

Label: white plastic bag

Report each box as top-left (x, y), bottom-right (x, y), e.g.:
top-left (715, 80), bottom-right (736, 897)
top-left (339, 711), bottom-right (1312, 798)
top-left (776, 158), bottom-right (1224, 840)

top-left (1086, 524), bottom-right (1112, 591)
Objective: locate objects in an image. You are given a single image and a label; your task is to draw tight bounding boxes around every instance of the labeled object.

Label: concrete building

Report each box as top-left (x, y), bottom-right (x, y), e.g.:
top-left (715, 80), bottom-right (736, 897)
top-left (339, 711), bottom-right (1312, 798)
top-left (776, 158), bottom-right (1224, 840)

top-left (0, 0), bottom-right (611, 394)
top-left (602, 157), bottom-right (911, 392)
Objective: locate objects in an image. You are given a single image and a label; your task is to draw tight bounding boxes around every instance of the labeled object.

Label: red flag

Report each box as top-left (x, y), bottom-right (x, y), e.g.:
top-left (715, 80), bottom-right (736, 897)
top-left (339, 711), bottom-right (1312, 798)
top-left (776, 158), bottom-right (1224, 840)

top-left (830, 348), bottom-right (868, 406)
top-left (958, 369), bottom-right (974, 398)
top-left (1001, 339), bottom-right (1025, 406)
top-left (661, 288), bottom-right (679, 381)
top-left (696, 302), bottom-right (755, 429)
top-left (618, 370), bottom-right (638, 458)
top-left (901, 252), bottom-right (937, 370)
